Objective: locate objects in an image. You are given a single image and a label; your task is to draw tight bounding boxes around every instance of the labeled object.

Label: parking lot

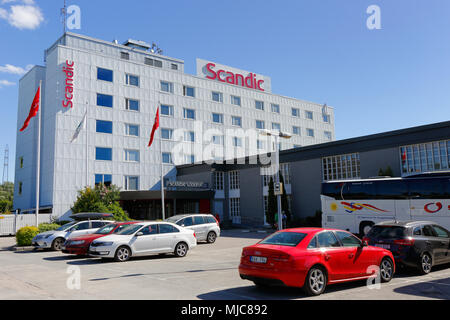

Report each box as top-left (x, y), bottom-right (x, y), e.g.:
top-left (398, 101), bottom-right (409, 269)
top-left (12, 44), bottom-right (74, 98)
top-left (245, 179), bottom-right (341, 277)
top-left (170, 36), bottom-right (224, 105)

top-left (0, 230), bottom-right (449, 300)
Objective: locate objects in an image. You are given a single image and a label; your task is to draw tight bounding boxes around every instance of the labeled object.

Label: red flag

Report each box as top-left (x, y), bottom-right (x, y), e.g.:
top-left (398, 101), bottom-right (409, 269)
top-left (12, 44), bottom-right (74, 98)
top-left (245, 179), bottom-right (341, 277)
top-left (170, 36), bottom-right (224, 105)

top-left (401, 150), bottom-right (407, 162)
top-left (20, 86), bottom-right (40, 132)
top-left (148, 107), bottom-right (160, 147)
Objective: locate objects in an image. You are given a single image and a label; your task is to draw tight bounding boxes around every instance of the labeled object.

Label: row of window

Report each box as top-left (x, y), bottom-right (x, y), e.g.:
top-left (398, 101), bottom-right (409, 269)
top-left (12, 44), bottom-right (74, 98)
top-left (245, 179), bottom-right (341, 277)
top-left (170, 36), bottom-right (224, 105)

top-left (96, 147), bottom-right (140, 162)
top-left (401, 140), bottom-right (450, 176)
top-left (95, 174), bottom-right (139, 191)
top-left (322, 153), bottom-right (361, 182)
top-left (262, 163), bottom-right (292, 186)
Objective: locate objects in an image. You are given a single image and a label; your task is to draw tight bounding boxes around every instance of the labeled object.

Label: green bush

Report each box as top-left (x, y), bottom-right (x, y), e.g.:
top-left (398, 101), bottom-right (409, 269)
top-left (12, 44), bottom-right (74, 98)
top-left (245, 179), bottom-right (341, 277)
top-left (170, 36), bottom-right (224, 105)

top-left (38, 223), bottom-right (60, 233)
top-left (16, 226), bottom-right (39, 247)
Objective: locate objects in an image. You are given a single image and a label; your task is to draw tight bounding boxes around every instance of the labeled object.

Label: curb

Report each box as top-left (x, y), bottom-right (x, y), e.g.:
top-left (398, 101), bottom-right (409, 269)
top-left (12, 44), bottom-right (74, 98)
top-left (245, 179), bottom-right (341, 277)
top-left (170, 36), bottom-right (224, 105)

top-left (11, 246), bottom-right (35, 252)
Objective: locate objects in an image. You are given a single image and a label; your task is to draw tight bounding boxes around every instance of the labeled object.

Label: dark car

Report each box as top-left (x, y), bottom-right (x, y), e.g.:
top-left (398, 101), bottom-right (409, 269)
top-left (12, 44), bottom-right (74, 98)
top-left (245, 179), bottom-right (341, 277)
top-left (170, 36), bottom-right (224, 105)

top-left (363, 221), bottom-right (450, 274)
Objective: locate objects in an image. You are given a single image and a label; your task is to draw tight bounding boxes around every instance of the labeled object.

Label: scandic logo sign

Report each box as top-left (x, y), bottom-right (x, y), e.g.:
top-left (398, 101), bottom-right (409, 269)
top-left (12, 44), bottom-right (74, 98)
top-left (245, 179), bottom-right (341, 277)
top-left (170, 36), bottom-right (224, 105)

top-left (205, 63), bottom-right (265, 92)
top-left (62, 60), bottom-right (75, 108)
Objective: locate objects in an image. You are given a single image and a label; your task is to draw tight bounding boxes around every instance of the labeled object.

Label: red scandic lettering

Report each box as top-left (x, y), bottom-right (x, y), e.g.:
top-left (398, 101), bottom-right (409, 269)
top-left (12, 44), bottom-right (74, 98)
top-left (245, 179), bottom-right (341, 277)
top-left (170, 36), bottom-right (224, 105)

top-left (257, 79), bottom-right (265, 91)
top-left (66, 60), bottom-right (74, 67)
top-left (205, 63), bottom-right (216, 80)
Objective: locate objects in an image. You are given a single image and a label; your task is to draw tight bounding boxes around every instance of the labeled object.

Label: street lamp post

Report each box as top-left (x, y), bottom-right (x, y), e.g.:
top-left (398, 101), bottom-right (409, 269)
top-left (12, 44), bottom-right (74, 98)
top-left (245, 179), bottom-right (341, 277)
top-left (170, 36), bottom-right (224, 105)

top-left (260, 130), bottom-right (292, 231)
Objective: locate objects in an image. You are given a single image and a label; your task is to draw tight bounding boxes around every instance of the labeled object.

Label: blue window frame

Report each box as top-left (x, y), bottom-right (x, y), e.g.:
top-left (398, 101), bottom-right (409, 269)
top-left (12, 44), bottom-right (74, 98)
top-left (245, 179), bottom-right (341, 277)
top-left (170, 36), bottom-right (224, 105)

top-left (126, 74), bottom-right (139, 87)
top-left (212, 113), bottom-right (223, 124)
top-left (125, 124), bottom-right (139, 137)
top-left (184, 108), bottom-right (196, 120)
top-left (96, 120), bottom-right (113, 134)
top-left (126, 98), bottom-right (139, 111)
top-left (162, 153), bottom-right (172, 164)
top-left (97, 68), bottom-right (113, 82)
top-left (161, 105), bottom-right (173, 116)
top-left (97, 94), bottom-right (113, 108)
top-left (96, 147), bottom-right (112, 161)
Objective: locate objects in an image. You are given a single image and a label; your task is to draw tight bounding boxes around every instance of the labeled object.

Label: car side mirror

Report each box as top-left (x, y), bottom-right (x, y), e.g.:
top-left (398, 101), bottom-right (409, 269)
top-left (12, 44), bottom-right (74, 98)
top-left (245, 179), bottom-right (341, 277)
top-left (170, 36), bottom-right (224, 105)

top-left (136, 232), bottom-right (143, 237)
top-left (181, 224), bottom-right (185, 227)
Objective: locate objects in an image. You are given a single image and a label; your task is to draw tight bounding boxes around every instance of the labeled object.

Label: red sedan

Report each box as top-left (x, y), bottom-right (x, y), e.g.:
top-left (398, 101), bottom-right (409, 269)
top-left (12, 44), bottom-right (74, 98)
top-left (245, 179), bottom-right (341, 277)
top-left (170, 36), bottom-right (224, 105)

top-left (62, 221), bottom-right (137, 255)
top-left (239, 228), bottom-right (395, 296)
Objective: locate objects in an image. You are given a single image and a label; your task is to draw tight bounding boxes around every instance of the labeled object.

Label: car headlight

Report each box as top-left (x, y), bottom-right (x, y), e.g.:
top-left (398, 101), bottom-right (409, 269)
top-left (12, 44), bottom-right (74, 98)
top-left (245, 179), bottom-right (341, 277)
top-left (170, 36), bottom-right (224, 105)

top-left (70, 240), bottom-right (85, 245)
top-left (92, 241), bottom-right (113, 247)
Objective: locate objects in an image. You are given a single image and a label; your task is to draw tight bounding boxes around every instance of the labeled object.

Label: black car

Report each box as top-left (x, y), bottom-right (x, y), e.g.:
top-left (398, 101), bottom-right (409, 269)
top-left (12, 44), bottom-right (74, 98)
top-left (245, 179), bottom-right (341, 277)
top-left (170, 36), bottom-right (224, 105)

top-left (364, 221), bottom-right (450, 274)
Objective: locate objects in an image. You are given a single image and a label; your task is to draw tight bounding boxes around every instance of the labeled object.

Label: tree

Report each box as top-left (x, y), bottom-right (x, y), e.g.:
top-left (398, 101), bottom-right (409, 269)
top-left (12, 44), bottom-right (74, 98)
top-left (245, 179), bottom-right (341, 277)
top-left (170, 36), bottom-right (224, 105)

top-left (266, 176), bottom-right (277, 227)
top-left (378, 166), bottom-right (394, 177)
top-left (71, 184), bottom-right (130, 221)
top-left (0, 182), bottom-right (14, 214)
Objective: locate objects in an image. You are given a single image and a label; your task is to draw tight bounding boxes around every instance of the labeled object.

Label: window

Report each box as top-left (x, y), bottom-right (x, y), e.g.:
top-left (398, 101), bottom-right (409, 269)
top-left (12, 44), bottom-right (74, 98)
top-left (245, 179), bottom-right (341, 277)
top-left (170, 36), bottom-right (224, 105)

top-left (324, 131), bottom-right (332, 140)
top-left (413, 226), bottom-right (422, 236)
top-left (335, 231), bottom-right (361, 247)
top-left (317, 231), bottom-right (341, 248)
top-left (183, 108), bottom-right (196, 120)
top-left (140, 225), bottom-right (158, 235)
top-left (400, 140), bottom-right (450, 176)
top-left (125, 74), bottom-right (139, 87)
top-left (322, 153), bottom-right (360, 181)
top-left (293, 126), bottom-right (301, 136)
top-left (212, 91), bottom-right (223, 103)
top-left (272, 123), bottom-right (281, 131)
top-left (121, 52), bottom-right (129, 60)
top-left (171, 64), bottom-right (178, 70)
top-left (306, 128), bottom-right (314, 137)
top-left (230, 198), bottom-right (240, 220)
top-left (18, 182), bottom-right (22, 195)
top-left (145, 58), bottom-right (162, 68)
top-left (162, 152), bottom-right (172, 164)
top-left (193, 216), bottom-right (205, 225)
top-left (161, 128), bottom-right (173, 140)
top-left (233, 137), bottom-right (242, 147)
top-left (280, 163), bottom-right (291, 185)
top-left (214, 172), bottom-right (224, 190)
top-left (212, 113), bottom-right (223, 124)
top-left (124, 149), bottom-right (140, 162)
top-left (292, 108), bottom-right (300, 117)
top-left (212, 135), bottom-right (224, 145)
top-left (159, 224), bottom-right (179, 234)
top-left (231, 95), bottom-right (241, 106)
top-left (96, 147), bottom-right (112, 161)
top-left (92, 221), bottom-right (109, 228)
top-left (432, 225), bottom-right (449, 238)
top-left (306, 111), bottom-right (313, 120)
top-left (184, 131), bottom-right (195, 142)
top-left (229, 171), bottom-right (240, 190)
top-left (97, 68), bottom-right (113, 82)
top-left (184, 155), bottom-right (195, 164)
top-left (257, 140), bottom-right (265, 150)
top-left (255, 100), bottom-right (264, 110)
top-left (160, 105), bottom-right (174, 117)
top-left (73, 222), bottom-right (90, 231)
top-left (260, 232), bottom-right (307, 247)
top-left (271, 104), bottom-right (280, 113)
top-left (97, 93), bottom-right (113, 108)
top-left (422, 225), bottom-right (436, 237)
top-left (323, 114), bottom-right (331, 123)
top-left (95, 174), bottom-right (112, 187)
top-left (124, 176), bottom-right (139, 191)
top-left (308, 237), bottom-right (318, 249)
top-left (256, 120), bottom-right (265, 130)
top-left (19, 157), bottom-right (23, 168)
top-left (125, 98), bottom-right (139, 111)
top-left (160, 81), bottom-right (174, 93)
top-left (125, 124), bottom-right (139, 137)
top-left (183, 85), bottom-right (195, 97)
top-left (180, 217), bottom-right (193, 227)
top-left (232, 116), bottom-right (242, 127)
top-left (96, 120), bottom-right (113, 134)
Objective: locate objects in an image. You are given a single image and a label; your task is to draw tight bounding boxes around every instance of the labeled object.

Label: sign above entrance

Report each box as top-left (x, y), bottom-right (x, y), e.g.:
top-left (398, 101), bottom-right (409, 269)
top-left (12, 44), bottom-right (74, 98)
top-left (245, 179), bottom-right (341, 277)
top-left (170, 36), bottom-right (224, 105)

top-left (166, 181), bottom-right (209, 189)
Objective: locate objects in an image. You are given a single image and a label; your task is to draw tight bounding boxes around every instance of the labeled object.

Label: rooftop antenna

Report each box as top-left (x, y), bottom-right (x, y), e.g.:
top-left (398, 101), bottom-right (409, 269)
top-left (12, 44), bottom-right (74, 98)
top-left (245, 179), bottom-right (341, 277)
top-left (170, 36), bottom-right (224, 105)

top-left (61, 0), bottom-right (67, 34)
top-left (2, 145), bottom-right (9, 184)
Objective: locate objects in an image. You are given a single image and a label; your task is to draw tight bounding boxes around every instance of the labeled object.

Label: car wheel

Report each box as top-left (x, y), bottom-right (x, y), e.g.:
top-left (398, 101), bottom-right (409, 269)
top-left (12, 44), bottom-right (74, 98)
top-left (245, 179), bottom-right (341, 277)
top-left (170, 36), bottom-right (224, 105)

top-left (174, 242), bottom-right (188, 257)
top-left (51, 238), bottom-right (65, 251)
top-left (304, 266), bottom-right (327, 296)
top-left (207, 231), bottom-right (217, 244)
top-left (114, 246), bottom-right (131, 262)
top-left (419, 253), bottom-right (432, 275)
top-left (379, 257), bottom-right (394, 283)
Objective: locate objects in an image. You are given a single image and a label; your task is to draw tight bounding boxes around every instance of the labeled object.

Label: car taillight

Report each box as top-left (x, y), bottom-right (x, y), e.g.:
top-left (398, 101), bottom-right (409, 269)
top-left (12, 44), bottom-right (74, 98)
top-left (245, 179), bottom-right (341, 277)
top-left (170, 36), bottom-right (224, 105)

top-left (394, 238), bottom-right (415, 246)
top-left (271, 253), bottom-right (291, 262)
top-left (193, 233), bottom-right (196, 238)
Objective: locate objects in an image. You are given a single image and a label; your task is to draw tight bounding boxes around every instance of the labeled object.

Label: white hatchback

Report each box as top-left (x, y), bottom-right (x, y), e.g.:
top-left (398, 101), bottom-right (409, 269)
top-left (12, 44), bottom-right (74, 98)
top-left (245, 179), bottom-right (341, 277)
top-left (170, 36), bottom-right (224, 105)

top-left (88, 221), bottom-right (197, 262)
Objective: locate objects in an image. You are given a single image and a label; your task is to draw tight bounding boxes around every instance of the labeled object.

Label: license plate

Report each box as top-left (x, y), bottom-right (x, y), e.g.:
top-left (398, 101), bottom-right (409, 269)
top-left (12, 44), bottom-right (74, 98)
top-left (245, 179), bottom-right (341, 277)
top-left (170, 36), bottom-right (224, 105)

top-left (375, 244), bottom-right (390, 249)
top-left (250, 256), bottom-right (267, 264)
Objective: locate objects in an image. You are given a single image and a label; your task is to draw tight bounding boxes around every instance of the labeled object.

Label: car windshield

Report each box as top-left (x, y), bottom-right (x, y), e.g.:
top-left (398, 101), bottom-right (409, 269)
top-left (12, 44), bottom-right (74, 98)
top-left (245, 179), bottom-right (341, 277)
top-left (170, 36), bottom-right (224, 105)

top-left (115, 224), bottom-right (143, 235)
top-left (95, 224), bottom-right (116, 235)
top-left (259, 232), bottom-right (307, 247)
top-left (56, 221), bottom-right (77, 231)
top-left (367, 226), bottom-right (407, 239)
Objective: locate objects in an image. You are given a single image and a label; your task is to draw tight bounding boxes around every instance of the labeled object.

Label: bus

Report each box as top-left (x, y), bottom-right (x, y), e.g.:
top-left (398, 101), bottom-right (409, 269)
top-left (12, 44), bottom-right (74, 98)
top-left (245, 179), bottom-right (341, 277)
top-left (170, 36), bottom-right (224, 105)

top-left (321, 174), bottom-right (450, 236)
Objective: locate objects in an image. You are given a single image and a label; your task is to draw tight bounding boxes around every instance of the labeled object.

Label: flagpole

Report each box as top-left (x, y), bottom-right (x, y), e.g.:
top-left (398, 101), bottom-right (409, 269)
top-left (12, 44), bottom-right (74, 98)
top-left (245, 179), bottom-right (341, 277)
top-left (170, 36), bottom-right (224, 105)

top-left (159, 103), bottom-right (165, 220)
top-left (86, 105), bottom-right (89, 187)
top-left (35, 81), bottom-right (42, 227)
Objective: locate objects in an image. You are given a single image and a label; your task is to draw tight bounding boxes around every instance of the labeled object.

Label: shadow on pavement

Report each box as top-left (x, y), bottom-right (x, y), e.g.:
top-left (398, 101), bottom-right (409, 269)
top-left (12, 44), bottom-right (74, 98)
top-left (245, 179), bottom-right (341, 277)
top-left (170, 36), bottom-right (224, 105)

top-left (220, 230), bottom-right (272, 240)
top-left (393, 276), bottom-right (450, 299)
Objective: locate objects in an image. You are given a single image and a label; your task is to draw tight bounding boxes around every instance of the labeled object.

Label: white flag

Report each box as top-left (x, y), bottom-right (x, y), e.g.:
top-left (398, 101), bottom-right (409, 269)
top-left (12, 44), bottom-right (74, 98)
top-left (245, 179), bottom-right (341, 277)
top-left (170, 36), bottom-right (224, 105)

top-left (71, 111), bottom-right (87, 143)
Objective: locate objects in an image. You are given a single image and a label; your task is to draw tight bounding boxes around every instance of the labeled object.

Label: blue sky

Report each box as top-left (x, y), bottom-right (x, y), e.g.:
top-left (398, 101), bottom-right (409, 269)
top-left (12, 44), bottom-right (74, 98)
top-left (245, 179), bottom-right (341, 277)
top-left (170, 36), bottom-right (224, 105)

top-left (1, 0), bottom-right (449, 182)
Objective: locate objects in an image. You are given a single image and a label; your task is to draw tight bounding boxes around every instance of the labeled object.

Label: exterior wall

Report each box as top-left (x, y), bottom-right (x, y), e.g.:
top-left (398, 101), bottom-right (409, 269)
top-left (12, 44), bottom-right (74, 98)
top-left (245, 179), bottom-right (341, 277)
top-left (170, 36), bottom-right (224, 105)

top-left (239, 167), bottom-right (265, 226)
top-left (13, 66), bottom-right (46, 212)
top-left (360, 147), bottom-right (401, 178)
